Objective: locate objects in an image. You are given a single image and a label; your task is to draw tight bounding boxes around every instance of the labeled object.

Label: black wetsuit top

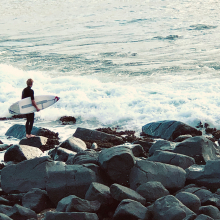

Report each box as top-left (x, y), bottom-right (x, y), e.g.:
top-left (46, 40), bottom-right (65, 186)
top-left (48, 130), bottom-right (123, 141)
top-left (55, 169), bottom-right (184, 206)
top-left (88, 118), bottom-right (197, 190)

top-left (22, 86), bottom-right (34, 100)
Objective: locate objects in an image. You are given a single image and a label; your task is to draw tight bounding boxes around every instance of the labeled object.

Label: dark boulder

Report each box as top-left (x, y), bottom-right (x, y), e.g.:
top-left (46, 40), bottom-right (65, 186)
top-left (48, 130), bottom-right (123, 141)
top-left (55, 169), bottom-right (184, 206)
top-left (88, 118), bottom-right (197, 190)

top-left (149, 140), bottom-right (176, 156)
top-left (48, 147), bottom-right (76, 162)
top-left (199, 205), bottom-right (220, 219)
top-left (0, 213), bottom-right (12, 220)
top-left (19, 136), bottom-right (48, 148)
top-left (195, 214), bottom-right (214, 220)
top-left (59, 116), bottom-right (76, 125)
top-left (142, 120), bottom-right (201, 141)
top-left (174, 136), bottom-right (220, 165)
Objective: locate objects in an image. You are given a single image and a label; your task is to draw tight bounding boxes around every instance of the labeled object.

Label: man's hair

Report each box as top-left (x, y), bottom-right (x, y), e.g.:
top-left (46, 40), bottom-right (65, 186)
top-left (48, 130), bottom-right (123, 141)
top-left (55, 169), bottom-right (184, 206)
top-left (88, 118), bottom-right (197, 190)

top-left (26, 78), bottom-right (33, 86)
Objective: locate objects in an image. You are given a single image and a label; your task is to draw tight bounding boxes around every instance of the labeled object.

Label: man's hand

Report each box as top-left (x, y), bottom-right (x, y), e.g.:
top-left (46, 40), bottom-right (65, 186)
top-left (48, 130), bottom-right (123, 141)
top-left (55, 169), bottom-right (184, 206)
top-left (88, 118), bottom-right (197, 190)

top-left (32, 100), bottom-right (40, 112)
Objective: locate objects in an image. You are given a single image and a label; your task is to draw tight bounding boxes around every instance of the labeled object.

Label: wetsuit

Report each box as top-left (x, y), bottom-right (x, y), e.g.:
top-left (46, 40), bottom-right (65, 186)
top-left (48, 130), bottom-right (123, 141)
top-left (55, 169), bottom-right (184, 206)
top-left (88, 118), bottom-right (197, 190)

top-left (22, 86), bottom-right (35, 135)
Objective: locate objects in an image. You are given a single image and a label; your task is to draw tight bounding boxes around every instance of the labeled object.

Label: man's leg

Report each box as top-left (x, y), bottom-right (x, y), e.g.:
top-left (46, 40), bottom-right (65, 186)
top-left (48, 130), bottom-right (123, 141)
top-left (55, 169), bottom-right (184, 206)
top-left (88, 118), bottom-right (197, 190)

top-left (26, 113), bottom-right (35, 138)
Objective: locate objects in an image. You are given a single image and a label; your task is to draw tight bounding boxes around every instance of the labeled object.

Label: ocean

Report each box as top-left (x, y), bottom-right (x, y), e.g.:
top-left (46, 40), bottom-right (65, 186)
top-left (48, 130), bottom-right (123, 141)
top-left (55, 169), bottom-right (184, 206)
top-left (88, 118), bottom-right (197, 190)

top-left (1, 0), bottom-right (220, 145)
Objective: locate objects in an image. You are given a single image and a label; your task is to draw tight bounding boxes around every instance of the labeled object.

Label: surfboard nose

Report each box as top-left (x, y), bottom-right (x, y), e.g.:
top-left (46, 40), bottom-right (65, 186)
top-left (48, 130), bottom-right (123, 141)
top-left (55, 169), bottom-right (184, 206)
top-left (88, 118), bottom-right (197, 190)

top-left (55, 96), bottom-right (60, 102)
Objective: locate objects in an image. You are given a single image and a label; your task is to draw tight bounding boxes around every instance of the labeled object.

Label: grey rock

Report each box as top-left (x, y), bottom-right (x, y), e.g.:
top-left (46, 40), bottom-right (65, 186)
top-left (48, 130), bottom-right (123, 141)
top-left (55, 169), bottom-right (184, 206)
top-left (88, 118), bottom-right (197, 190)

top-left (85, 182), bottom-right (114, 207)
top-left (136, 181), bottom-right (169, 203)
top-left (0, 197), bottom-right (10, 206)
top-left (19, 136), bottom-right (47, 148)
top-left (0, 213), bottom-right (12, 220)
top-left (149, 140), bottom-right (176, 156)
top-left (56, 195), bottom-right (100, 212)
top-left (149, 150), bottom-right (195, 169)
top-left (91, 143), bottom-right (98, 150)
top-left (174, 135), bottom-right (193, 142)
top-left (59, 136), bottom-right (87, 153)
top-left (73, 127), bottom-right (123, 144)
top-left (7, 204), bottom-right (37, 220)
top-left (22, 188), bottom-right (52, 213)
top-left (45, 211), bottom-right (99, 220)
top-left (195, 214), bottom-right (214, 220)
top-left (199, 205), bottom-right (220, 219)
top-left (119, 143), bottom-right (145, 157)
top-left (1, 156), bottom-right (54, 194)
top-left (153, 195), bottom-right (196, 220)
top-left (98, 145), bottom-right (135, 185)
top-left (174, 136), bottom-right (220, 165)
top-left (132, 140), bottom-right (154, 153)
top-left (0, 144), bottom-right (10, 151)
top-left (49, 147), bottom-right (76, 162)
top-left (110, 183), bottom-right (146, 205)
top-left (46, 163), bottom-right (98, 205)
top-left (142, 120), bottom-right (201, 141)
top-left (186, 160), bottom-right (220, 191)
top-left (175, 192), bottom-right (201, 213)
top-left (113, 199), bottom-right (149, 220)
top-left (129, 160), bottom-right (186, 191)
top-left (66, 150), bottom-right (99, 165)
top-left (0, 205), bottom-right (13, 215)
top-left (4, 144), bottom-right (43, 162)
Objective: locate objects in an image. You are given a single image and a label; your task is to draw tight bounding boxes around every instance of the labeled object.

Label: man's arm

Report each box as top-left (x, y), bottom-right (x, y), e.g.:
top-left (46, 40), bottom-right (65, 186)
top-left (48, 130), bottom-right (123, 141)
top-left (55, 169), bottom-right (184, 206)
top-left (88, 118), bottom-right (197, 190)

top-left (31, 100), bottom-right (40, 112)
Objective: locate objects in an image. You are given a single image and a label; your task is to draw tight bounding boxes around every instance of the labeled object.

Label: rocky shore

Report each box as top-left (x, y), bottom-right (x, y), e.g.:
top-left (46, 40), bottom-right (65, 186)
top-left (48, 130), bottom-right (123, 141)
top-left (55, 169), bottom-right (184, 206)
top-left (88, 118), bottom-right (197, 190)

top-left (0, 119), bottom-right (220, 219)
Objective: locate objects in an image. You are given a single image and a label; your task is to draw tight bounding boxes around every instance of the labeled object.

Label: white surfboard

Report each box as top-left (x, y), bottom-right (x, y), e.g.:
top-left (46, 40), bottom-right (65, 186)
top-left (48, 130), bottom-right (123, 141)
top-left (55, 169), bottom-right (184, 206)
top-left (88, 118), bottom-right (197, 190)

top-left (9, 95), bottom-right (60, 115)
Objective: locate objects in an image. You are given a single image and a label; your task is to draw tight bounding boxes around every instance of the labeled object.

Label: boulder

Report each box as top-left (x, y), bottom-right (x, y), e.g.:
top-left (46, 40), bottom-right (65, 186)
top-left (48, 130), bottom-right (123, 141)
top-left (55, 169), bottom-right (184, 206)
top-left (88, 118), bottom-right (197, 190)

top-left (175, 192), bottom-right (201, 213)
top-left (118, 144), bottom-right (145, 157)
top-left (85, 182), bottom-right (114, 207)
top-left (113, 199), bottom-right (149, 220)
top-left (174, 135), bottom-right (193, 142)
top-left (66, 150), bottom-right (99, 165)
top-left (0, 144), bottom-right (10, 151)
top-left (45, 212), bottom-right (99, 220)
top-left (56, 195), bottom-right (100, 213)
top-left (0, 197), bottom-right (10, 206)
top-left (142, 120), bottom-right (201, 141)
top-left (59, 136), bottom-right (87, 153)
top-left (46, 162), bottom-right (98, 205)
top-left (132, 140), bottom-right (154, 153)
top-left (7, 204), bottom-right (37, 220)
top-left (186, 160), bottom-right (220, 191)
top-left (98, 145), bottom-right (135, 185)
top-left (129, 159), bottom-right (186, 192)
top-left (0, 213), bottom-right (12, 220)
top-left (0, 205), bottom-right (13, 215)
top-left (48, 147), bottom-right (76, 162)
top-left (4, 144), bottom-right (43, 162)
top-left (195, 214), bottom-right (214, 220)
top-left (136, 181), bottom-right (169, 203)
top-left (1, 156), bottom-right (55, 194)
top-left (110, 183), bottom-right (146, 205)
top-left (19, 136), bottom-right (48, 148)
top-left (174, 136), bottom-right (220, 165)
top-left (22, 188), bottom-right (53, 213)
top-left (152, 195), bottom-right (196, 220)
top-left (73, 127), bottom-right (123, 145)
top-left (149, 140), bottom-right (176, 156)
top-left (199, 205), bottom-right (220, 219)
top-left (149, 150), bottom-right (195, 169)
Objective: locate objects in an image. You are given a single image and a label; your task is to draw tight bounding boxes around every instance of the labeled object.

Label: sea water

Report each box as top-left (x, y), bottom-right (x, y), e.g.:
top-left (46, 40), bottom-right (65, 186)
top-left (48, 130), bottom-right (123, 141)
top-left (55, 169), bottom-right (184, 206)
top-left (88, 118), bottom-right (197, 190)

top-left (1, 0), bottom-right (220, 144)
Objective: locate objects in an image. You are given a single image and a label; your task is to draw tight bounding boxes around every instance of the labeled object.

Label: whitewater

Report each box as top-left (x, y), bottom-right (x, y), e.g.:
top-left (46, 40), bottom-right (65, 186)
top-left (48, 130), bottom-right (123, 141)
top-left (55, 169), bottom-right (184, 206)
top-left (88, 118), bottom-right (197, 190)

top-left (1, 0), bottom-right (220, 144)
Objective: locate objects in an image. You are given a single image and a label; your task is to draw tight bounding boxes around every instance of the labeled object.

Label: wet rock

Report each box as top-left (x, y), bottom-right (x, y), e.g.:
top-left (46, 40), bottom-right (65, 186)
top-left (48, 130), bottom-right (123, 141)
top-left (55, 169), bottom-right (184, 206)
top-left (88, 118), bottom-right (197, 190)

top-left (199, 205), bottom-right (220, 219)
top-left (59, 136), bottom-right (87, 153)
top-left (22, 188), bottom-right (53, 213)
top-left (149, 140), bottom-right (176, 156)
top-left (0, 213), bottom-right (12, 220)
top-left (110, 183), bottom-right (146, 205)
top-left (0, 205), bottom-right (13, 215)
top-left (136, 181), bottom-right (170, 203)
top-left (129, 160), bottom-right (186, 192)
top-left (48, 147), bottom-right (76, 162)
top-left (19, 136), bottom-right (47, 148)
top-left (91, 143), bottom-right (98, 150)
top-left (119, 143), bottom-right (145, 157)
top-left (195, 214), bottom-right (214, 220)
top-left (174, 134), bottom-right (193, 142)
top-left (7, 204), bottom-right (37, 220)
top-left (148, 150), bottom-right (195, 169)
top-left (175, 192), bottom-right (201, 213)
top-left (66, 150), bottom-right (99, 165)
top-left (4, 144), bottom-right (43, 162)
top-left (1, 156), bottom-right (54, 194)
top-left (152, 195), bottom-right (196, 220)
top-left (113, 199), bottom-right (149, 220)
top-left (174, 136), bottom-right (220, 165)
top-left (56, 195), bottom-right (100, 213)
top-left (46, 162), bottom-right (98, 205)
top-left (98, 145), bottom-right (135, 185)
top-left (132, 140), bottom-right (154, 153)
top-left (0, 144), bottom-right (10, 152)
top-left (142, 120), bottom-right (201, 141)
top-left (0, 197), bottom-right (10, 206)
top-left (73, 127), bottom-right (124, 147)
top-left (45, 211), bottom-right (99, 220)
top-left (59, 116), bottom-right (76, 125)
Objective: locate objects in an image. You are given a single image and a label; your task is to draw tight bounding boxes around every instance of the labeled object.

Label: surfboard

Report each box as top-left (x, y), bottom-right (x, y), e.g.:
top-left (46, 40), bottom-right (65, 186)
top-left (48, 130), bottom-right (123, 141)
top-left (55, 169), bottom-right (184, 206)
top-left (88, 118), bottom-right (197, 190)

top-left (9, 95), bottom-right (60, 115)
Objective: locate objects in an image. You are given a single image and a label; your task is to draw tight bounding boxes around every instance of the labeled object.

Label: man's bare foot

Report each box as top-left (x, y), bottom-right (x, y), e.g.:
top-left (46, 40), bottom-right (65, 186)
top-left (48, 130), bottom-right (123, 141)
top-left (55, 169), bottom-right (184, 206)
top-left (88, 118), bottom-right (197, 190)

top-left (26, 134), bottom-right (30, 139)
top-left (29, 134), bottom-right (35, 137)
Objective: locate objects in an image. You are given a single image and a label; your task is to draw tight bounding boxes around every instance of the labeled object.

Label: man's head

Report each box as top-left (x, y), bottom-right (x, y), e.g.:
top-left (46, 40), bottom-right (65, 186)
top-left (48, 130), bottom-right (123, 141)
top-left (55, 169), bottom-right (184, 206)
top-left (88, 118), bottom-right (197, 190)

top-left (26, 78), bottom-right (34, 87)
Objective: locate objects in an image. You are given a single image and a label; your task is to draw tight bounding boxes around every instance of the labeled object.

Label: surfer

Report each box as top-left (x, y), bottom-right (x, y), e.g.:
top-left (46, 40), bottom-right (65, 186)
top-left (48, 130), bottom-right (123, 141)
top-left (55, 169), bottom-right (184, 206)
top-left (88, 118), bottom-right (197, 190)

top-left (22, 79), bottom-right (40, 138)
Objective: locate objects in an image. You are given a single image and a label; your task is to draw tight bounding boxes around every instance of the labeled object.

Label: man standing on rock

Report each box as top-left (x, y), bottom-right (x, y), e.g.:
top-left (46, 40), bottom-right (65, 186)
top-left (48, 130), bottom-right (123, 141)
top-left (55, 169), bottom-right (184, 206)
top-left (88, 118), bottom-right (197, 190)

top-left (22, 78), bottom-right (40, 138)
